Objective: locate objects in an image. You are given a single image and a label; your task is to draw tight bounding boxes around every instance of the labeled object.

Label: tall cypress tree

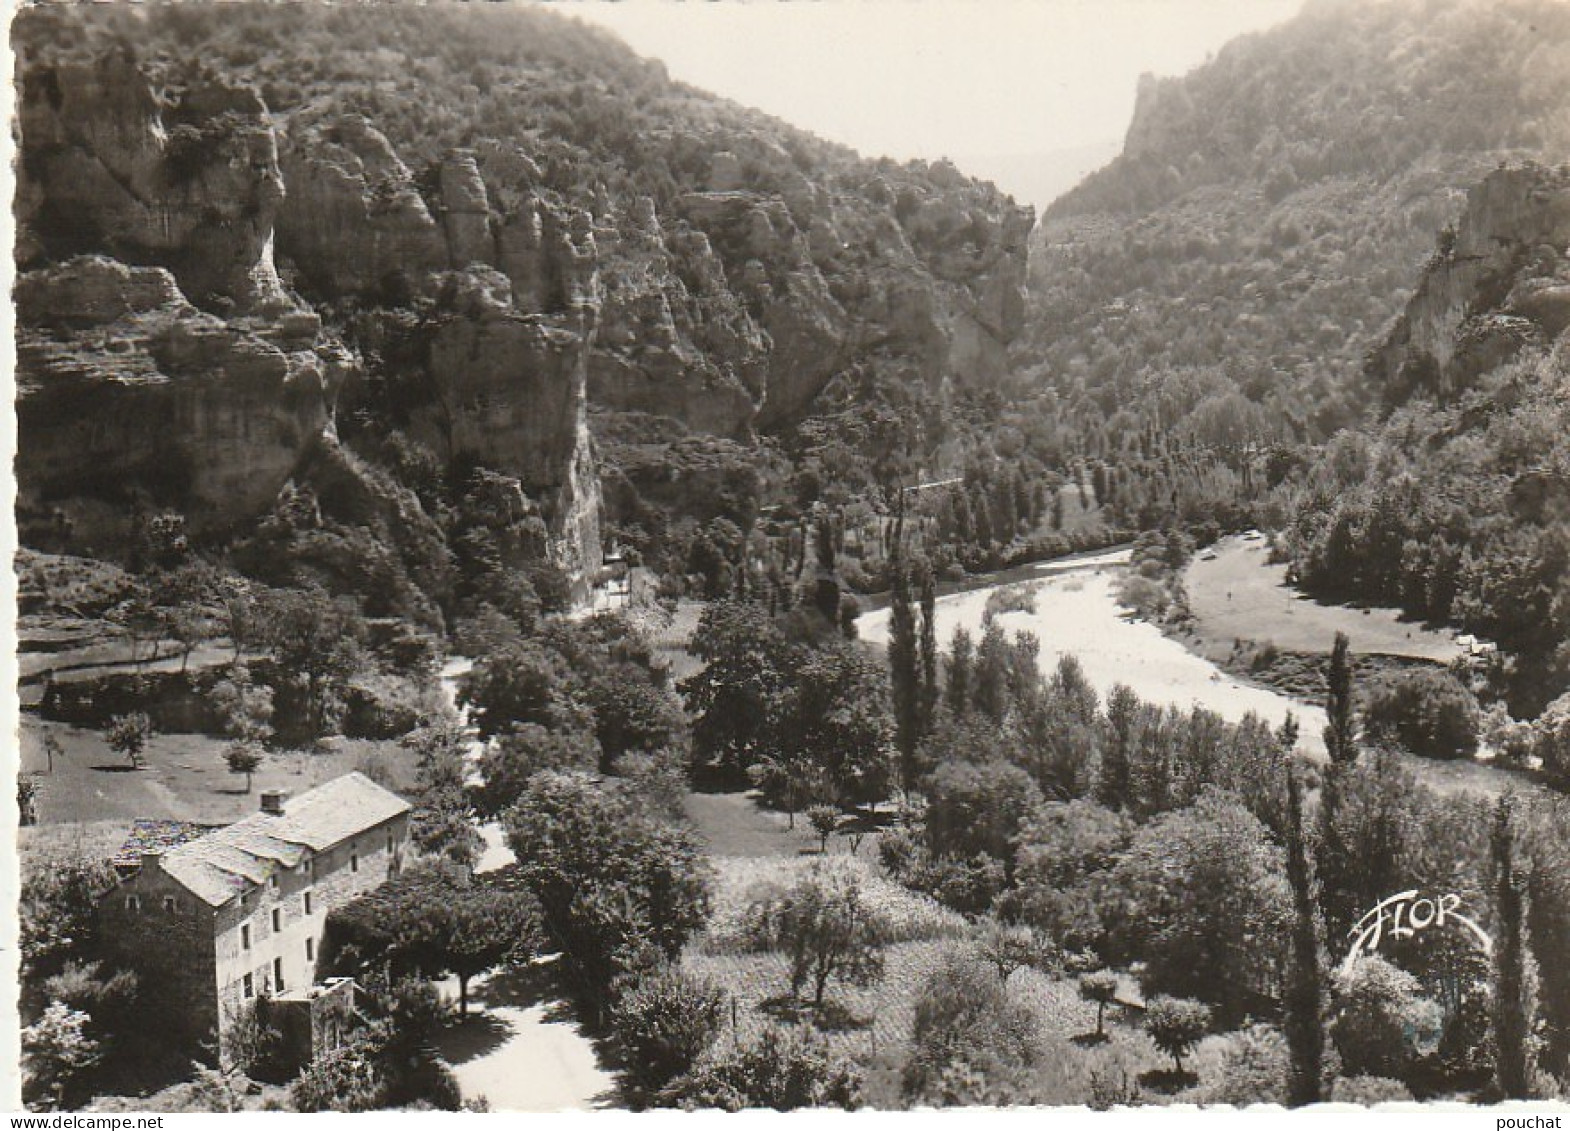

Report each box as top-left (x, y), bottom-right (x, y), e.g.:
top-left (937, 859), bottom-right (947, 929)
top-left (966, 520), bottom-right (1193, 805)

top-left (1324, 632), bottom-right (1357, 766)
top-left (918, 566), bottom-right (938, 735)
top-left (946, 626), bottom-right (973, 719)
top-left (887, 512), bottom-right (920, 794)
top-left (1284, 767), bottom-right (1326, 1106)
top-left (1491, 796), bottom-right (1541, 1099)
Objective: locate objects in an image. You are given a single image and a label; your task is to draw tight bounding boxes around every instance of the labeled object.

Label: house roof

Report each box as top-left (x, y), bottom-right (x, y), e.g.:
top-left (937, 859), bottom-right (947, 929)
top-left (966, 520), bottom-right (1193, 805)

top-left (152, 773), bottom-right (410, 907)
top-left (111, 819), bottom-right (221, 871)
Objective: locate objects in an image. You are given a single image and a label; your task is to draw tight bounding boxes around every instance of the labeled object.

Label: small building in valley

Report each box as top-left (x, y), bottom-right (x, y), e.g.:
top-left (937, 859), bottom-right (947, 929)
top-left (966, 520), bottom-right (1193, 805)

top-left (97, 772), bottom-right (411, 1069)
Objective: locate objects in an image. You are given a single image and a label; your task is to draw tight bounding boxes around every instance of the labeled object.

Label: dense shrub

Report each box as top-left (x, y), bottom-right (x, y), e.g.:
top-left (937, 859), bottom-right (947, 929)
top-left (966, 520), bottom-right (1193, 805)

top-left (902, 950), bottom-right (1040, 1106)
top-left (609, 965), bottom-right (727, 1102)
top-left (660, 1026), bottom-right (861, 1111)
top-left (1362, 669), bottom-right (1480, 759)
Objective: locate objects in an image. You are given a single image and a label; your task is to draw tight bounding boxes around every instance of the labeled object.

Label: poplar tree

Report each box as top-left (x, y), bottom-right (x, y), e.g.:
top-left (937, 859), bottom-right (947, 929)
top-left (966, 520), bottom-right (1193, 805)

top-left (1324, 632), bottom-right (1357, 765)
top-left (918, 567), bottom-right (938, 735)
top-left (887, 510), bottom-right (921, 794)
top-left (1491, 796), bottom-right (1541, 1100)
top-left (1283, 768), bottom-right (1326, 1106)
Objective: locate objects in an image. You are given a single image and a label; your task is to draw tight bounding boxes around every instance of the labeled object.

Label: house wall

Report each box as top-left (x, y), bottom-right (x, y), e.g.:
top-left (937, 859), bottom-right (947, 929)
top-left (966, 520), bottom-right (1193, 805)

top-left (97, 866), bottom-right (220, 1059)
top-left (214, 812), bottom-right (410, 1043)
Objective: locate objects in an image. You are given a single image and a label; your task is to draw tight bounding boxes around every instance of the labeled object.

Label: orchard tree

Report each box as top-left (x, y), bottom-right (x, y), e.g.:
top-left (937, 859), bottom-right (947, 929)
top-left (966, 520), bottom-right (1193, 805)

top-left (107, 712), bottom-right (152, 769)
top-left (807, 805), bottom-right (839, 855)
top-left (1079, 970), bottom-right (1120, 1041)
top-left (748, 865), bottom-right (884, 1011)
top-left (256, 586), bottom-right (367, 739)
top-left (1145, 996), bottom-right (1211, 1078)
top-left (225, 741), bottom-right (264, 793)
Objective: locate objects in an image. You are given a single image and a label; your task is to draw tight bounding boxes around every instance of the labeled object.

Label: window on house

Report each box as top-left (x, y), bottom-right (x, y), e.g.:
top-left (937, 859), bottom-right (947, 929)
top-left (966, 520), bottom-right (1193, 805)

top-left (126, 895), bottom-right (141, 913)
top-left (243, 973), bottom-right (254, 999)
top-left (350, 852), bottom-right (359, 874)
top-left (271, 908), bottom-right (281, 932)
top-left (303, 892), bottom-right (313, 916)
top-left (305, 937), bottom-right (314, 962)
top-left (273, 957), bottom-right (284, 992)
top-left (241, 924), bottom-right (251, 950)
top-left (386, 834), bottom-right (393, 853)
top-left (269, 872), bottom-right (278, 891)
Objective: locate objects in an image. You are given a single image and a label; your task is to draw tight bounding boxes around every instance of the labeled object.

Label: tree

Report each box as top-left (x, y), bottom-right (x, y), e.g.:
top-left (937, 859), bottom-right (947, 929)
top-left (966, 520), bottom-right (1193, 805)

top-left (1079, 970), bottom-right (1120, 1041)
top-left (403, 720), bottom-right (482, 867)
top-left (1363, 669), bottom-right (1480, 760)
top-left (946, 627), bottom-right (973, 718)
top-left (975, 917), bottom-right (1046, 987)
top-left (922, 754), bottom-right (1041, 865)
top-left (22, 1002), bottom-right (99, 1110)
top-left (770, 644), bottom-right (894, 811)
top-left (609, 964), bottom-right (727, 1100)
top-left (1331, 956), bottom-right (1437, 1080)
top-left (209, 663), bottom-right (274, 745)
top-left (1098, 683), bottom-right (1139, 810)
top-left (807, 804), bottom-right (839, 855)
top-left (1145, 996), bottom-right (1211, 1077)
top-left (446, 882), bottom-right (541, 1016)
top-left (505, 772), bottom-right (710, 1012)
top-left (107, 712), bottom-right (152, 769)
top-left (322, 865), bottom-right (540, 1017)
top-left (918, 568), bottom-right (939, 735)
top-left (225, 741), bottom-right (264, 793)
top-left (42, 732), bottom-right (62, 775)
top-left (255, 586), bottom-right (366, 740)
top-left (458, 637), bottom-right (576, 742)
top-left (1324, 632), bottom-right (1357, 765)
top-left (888, 554), bottom-right (921, 793)
top-left (1012, 799), bottom-right (1132, 953)
top-left (1110, 789), bottom-right (1290, 1025)
top-left (1282, 768), bottom-right (1327, 1106)
top-left (475, 723), bottom-right (600, 819)
top-left (746, 865), bottom-right (884, 1010)
top-left (19, 776), bottom-right (38, 827)
top-left (1491, 796), bottom-right (1541, 1100)
top-left (679, 599), bottom-right (791, 772)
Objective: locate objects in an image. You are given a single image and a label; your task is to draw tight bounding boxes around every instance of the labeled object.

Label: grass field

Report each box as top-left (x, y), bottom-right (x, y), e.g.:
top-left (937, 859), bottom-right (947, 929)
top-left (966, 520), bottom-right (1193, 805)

top-left (18, 717), bottom-right (419, 858)
top-left (1185, 534), bottom-right (1461, 663)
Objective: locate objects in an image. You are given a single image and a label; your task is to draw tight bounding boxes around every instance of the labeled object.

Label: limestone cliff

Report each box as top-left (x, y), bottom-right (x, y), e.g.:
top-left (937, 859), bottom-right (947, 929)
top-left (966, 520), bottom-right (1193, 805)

top-left (1371, 164), bottom-right (1570, 403)
top-left (15, 56), bottom-right (605, 594)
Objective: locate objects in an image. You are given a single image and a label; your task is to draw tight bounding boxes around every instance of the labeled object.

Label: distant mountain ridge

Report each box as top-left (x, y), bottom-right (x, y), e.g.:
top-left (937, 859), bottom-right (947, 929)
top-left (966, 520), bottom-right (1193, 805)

top-left (1018, 0), bottom-right (1570, 468)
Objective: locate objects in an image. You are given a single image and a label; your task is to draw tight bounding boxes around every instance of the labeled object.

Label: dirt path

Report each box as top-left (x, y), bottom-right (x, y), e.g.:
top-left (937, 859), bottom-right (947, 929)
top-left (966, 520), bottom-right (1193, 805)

top-left (431, 660), bottom-right (617, 1111)
top-left (1185, 534), bottom-right (1462, 661)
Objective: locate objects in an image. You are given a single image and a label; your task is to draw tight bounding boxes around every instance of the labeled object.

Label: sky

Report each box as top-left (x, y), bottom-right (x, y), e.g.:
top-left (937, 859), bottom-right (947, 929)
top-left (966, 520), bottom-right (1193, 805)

top-left (562, 0), bottom-right (1304, 210)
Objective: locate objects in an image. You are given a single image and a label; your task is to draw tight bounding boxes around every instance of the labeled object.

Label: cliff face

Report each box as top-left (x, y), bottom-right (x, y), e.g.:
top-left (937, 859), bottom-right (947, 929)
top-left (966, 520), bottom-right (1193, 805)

top-left (15, 56), bottom-right (604, 592)
top-left (1371, 165), bottom-right (1570, 402)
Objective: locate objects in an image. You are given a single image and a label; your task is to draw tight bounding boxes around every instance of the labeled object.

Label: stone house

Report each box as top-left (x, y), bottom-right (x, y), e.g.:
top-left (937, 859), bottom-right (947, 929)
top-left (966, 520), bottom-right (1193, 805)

top-left (97, 772), bottom-right (411, 1067)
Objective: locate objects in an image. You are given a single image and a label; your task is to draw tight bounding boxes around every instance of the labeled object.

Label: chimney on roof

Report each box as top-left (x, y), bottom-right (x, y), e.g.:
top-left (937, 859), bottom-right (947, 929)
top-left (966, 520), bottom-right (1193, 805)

top-left (259, 789), bottom-right (288, 816)
top-left (140, 851), bottom-right (162, 873)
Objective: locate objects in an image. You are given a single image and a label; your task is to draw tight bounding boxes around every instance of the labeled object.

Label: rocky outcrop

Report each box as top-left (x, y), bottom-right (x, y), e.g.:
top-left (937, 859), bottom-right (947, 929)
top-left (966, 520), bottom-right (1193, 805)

top-left (17, 57), bottom-right (606, 591)
top-left (274, 114), bottom-right (449, 300)
top-left (1372, 164), bottom-right (1570, 401)
top-left (15, 256), bottom-right (340, 554)
top-left (19, 52), bottom-right (289, 312)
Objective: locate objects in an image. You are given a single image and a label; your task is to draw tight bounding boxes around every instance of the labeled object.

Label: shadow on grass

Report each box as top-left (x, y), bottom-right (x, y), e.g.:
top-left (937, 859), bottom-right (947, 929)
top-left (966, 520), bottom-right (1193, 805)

top-left (1071, 1031), bottom-right (1112, 1048)
top-left (1137, 1067), bottom-right (1197, 1094)
top-left (758, 994), bottom-right (869, 1032)
top-left (90, 764), bottom-right (139, 773)
top-left (435, 1012), bottom-right (512, 1066)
